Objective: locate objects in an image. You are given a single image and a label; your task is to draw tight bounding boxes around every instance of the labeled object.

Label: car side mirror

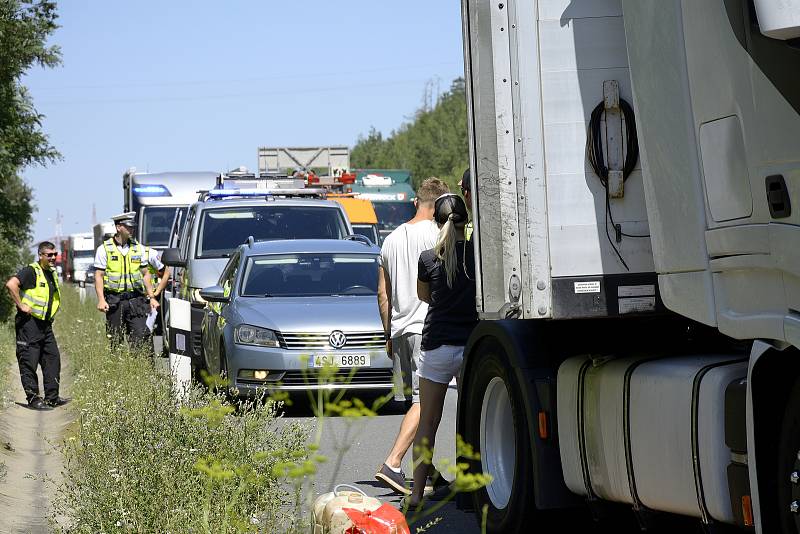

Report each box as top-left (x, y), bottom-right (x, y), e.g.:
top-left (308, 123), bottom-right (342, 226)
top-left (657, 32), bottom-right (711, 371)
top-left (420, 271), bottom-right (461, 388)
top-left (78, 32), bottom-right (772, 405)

top-left (199, 285), bottom-right (228, 303)
top-left (161, 248), bottom-right (186, 268)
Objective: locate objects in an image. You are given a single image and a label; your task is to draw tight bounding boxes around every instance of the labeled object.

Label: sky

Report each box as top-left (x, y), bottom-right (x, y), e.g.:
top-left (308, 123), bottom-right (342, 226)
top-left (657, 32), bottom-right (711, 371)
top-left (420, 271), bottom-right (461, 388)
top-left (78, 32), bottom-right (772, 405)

top-left (22, 1), bottom-right (465, 244)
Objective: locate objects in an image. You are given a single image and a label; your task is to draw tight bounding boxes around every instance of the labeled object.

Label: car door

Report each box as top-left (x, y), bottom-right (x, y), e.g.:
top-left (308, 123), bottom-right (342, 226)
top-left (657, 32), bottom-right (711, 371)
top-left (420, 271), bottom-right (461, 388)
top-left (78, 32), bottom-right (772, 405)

top-left (203, 250), bottom-right (241, 375)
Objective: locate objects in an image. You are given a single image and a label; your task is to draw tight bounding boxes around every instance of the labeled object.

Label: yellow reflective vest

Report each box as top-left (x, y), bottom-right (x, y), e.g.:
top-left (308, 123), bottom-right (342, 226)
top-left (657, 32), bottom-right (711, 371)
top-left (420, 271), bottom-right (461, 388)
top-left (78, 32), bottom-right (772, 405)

top-left (102, 238), bottom-right (146, 293)
top-left (20, 262), bottom-right (60, 320)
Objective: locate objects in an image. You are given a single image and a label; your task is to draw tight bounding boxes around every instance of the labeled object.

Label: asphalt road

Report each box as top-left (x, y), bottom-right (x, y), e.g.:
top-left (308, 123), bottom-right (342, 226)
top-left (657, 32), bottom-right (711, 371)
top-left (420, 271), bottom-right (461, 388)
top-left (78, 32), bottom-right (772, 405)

top-left (278, 385), bottom-right (481, 533)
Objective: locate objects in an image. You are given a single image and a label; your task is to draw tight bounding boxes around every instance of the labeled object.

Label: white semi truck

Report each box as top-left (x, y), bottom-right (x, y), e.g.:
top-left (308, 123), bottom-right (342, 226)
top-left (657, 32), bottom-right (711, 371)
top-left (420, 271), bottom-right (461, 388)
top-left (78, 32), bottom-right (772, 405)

top-left (122, 168), bottom-right (218, 250)
top-left (459, 1), bottom-right (799, 533)
top-left (67, 232), bottom-right (95, 286)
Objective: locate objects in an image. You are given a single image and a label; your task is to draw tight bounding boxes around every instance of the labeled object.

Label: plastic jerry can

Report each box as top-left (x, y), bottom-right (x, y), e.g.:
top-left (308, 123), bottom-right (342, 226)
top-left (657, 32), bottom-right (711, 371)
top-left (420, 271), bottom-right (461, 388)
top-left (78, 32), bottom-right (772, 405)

top-left (312, 484), bottom-right (382, 534)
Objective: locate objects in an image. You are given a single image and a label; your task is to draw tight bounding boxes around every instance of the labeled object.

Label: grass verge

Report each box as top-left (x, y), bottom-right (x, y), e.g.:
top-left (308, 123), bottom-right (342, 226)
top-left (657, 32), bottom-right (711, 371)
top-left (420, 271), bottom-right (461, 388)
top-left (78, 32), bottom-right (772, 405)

top-left (53, 288), bottom-right (311, 533)
top-left (0, 320), bottom-right (15, 407)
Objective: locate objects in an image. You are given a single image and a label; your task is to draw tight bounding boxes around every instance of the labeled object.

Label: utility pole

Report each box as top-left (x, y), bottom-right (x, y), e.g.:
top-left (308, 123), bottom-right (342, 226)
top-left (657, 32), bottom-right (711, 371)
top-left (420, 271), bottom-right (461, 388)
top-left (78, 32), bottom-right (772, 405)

top-left (54, 209), bottom-right (63, 245)
top-left (91, 203), bottom-right (97, 226)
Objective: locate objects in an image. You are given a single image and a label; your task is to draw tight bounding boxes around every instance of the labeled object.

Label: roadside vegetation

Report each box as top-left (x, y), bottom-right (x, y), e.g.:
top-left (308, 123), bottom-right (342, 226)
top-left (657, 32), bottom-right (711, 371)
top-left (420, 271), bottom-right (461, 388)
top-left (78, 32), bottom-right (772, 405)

top-left (0, 1), bottom-right (61, 320)
top-left (351, 77), bottom-right (469, 193)
top-left (53, 288), bottom-right (312, 533)
top-left (0, 322), bottom-right (14, 405)
top-left (51, 288), bottom-right (491, 532)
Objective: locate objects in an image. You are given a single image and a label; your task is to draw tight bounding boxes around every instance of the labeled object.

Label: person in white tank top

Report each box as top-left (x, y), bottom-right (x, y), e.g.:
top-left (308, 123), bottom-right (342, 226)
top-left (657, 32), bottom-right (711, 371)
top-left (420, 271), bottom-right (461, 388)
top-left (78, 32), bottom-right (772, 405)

top-left (374, 177), bottom-right (452, 495)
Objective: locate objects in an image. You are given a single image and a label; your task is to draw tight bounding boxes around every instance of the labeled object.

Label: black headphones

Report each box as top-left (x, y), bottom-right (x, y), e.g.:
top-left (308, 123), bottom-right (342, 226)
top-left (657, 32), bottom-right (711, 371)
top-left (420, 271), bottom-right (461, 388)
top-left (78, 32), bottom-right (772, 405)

top-left (434, 193), bottom-right (468, 225)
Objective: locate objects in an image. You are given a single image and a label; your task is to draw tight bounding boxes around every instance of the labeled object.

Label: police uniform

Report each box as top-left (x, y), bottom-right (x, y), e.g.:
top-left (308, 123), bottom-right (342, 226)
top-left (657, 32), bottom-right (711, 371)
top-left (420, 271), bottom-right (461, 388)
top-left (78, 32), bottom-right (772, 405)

top-left (94, 214), bottom-right (160, 349)
top-left (13, 261), bottom-right (63, 406)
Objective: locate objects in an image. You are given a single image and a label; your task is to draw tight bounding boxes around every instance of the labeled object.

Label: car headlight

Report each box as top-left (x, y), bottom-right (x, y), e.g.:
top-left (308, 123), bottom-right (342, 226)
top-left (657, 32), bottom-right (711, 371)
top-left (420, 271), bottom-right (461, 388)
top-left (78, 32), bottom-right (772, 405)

top-left (235, 325), bottom-right (280, 347)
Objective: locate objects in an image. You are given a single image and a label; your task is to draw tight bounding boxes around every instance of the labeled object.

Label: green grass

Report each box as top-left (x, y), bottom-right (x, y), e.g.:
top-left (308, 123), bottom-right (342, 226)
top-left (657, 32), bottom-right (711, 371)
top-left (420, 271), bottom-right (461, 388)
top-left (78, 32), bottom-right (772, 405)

top-left (0, 320), bottom-right (15, 407)
top-left (52, 288), bottom-right (312, 533)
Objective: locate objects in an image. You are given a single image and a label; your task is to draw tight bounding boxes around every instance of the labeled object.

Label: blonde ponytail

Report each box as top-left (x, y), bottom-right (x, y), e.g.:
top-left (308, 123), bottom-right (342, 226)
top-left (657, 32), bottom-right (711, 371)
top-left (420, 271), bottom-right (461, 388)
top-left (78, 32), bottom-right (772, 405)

top-left (434, 215), bottom-right (458, 288)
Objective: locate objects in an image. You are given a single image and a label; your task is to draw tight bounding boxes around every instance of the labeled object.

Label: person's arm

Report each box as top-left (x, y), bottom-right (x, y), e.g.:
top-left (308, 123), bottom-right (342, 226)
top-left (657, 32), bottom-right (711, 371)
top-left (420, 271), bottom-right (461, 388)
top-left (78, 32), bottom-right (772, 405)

top-left (417, 279), bottom-right (431, 304)
top-left (142, 268), bottom-right (159, 310)
top-left (154, 266), bottom-right (170, 297)
top-left (417, 252), bottom-right (432, 304)
top-left (5, 276), bottom-right (31, 314)
top-left (147, 249), bottom-right (169, 297)
top-left (377, 265), bottom-right (392, 357)
top-left (95, 269), bottom-right (108, 312)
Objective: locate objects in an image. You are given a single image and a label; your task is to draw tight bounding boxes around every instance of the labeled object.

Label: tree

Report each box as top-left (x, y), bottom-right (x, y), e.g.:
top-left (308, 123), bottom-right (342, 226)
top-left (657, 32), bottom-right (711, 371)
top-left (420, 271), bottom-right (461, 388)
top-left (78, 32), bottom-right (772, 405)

top-left (351, 78), bottom-right (469, 193)
top-left (0, 0), bottom-right (61, 320)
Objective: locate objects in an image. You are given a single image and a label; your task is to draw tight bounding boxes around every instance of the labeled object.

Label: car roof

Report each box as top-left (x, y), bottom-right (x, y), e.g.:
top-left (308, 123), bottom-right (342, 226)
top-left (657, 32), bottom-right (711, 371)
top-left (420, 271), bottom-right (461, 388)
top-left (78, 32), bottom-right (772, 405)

top-left (241, 239), bottom-right (379, 256)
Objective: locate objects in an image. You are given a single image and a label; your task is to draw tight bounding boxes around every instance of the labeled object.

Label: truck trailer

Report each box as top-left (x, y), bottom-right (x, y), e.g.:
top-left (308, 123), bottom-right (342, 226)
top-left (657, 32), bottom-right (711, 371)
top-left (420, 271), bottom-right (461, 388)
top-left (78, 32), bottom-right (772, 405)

top-left (66, 232), bottom-right (95, 286)
top-left (458, 1), bottom-right (799, 533)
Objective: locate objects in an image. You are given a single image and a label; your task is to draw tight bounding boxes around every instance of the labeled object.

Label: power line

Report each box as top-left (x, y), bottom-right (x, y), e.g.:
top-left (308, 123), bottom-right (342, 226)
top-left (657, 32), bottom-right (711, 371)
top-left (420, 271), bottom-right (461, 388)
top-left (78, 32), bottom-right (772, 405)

top-left (28, 61), bottom-right (463, 92)
top-left (36, 76), bottom-right (463, 106)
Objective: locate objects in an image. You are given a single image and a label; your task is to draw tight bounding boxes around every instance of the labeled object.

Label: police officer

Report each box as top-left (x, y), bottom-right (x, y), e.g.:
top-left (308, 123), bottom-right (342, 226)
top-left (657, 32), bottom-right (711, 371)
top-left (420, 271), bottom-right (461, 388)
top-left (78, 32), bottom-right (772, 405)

top-left (5, 241), bottom-right (69, 410)
top-left (93, 212), bottom-right (161, 350)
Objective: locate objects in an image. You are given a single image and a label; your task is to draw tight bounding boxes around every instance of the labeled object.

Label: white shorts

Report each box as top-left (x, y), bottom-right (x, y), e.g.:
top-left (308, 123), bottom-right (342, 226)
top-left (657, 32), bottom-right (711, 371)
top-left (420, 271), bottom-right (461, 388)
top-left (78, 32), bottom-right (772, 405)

top-left (418, 345), bottom-right (464, 385)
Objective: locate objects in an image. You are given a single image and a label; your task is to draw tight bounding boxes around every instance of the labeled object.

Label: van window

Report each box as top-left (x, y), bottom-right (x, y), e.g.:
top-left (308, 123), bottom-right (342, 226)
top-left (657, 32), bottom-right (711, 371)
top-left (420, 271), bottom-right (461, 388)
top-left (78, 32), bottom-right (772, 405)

top-left (196, 205), bottom-right (348, 259)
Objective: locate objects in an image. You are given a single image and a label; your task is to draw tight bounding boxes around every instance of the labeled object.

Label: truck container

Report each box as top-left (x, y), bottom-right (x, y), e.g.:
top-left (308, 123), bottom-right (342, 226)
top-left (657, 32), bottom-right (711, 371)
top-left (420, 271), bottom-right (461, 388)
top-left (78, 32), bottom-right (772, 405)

top-left (458, 0), bottom-right (799, 532)
top-left (67, 233), bottom-right (95, 286)
top-left (93, 221), bottom-right (116, 252)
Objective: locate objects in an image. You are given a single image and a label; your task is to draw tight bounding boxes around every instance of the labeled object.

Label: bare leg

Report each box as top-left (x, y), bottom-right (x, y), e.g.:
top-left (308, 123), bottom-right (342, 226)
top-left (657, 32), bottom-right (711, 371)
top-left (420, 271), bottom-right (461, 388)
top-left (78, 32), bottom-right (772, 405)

top-left (411, 377), bottom-right (448, 503)
top-left (385, 402), bottom-right (420, 468)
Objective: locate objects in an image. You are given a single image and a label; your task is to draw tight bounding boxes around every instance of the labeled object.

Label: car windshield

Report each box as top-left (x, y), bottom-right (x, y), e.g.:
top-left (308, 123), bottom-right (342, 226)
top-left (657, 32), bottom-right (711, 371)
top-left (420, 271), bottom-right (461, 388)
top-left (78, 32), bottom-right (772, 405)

top-left (351, 224), bottom-right (378, 246)
top-left (373, 201), bottom-right (416, 232)
top-left (197, 206), bottom-right (347, 258)
top-left (141, 206), bottom-right (179, 247)
top-left (241, 253), bottom-right (378, 297)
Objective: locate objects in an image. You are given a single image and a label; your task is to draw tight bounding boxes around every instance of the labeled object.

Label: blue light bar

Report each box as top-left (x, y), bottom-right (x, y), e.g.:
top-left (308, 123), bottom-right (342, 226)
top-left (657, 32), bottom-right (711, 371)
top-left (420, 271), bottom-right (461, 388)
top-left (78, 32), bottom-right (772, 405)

top-left (133, 184), bottom-right (171, 196)
top-left (206, 188), bottom-right (273, 198)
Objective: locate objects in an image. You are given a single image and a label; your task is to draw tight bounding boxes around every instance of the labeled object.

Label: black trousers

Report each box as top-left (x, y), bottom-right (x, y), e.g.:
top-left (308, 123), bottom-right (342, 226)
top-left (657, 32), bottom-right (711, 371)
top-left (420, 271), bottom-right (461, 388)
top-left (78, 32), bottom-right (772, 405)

top-left (105, 293), bottom-right (150, 351)
top-left (15, 317), bottom-right (60, 404)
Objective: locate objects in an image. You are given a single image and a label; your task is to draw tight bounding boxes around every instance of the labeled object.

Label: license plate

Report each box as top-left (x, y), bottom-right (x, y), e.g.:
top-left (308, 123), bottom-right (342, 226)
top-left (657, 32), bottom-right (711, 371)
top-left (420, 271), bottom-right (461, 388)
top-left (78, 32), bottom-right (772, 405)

top-left (311, 354), bottom-right (370, 368)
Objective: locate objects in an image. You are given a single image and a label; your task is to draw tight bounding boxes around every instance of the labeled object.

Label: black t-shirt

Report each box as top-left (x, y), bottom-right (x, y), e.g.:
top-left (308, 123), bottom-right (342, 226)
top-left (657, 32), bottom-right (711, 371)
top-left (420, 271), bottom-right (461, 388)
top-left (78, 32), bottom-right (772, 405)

top-left (15, 265), bottom-right (56, 322)
top-left (418, 240), bottom-right (478, 350)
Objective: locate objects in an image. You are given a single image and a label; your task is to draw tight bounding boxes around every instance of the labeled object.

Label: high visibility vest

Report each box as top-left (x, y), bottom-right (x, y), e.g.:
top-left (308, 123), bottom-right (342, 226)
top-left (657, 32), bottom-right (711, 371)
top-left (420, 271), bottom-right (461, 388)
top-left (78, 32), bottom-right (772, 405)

top-left (20, 262), bottom-right (60, 320)
top-left (146, 247), bottom-right (160, 278)
top-left (102, 238), bottom-right (146, 293)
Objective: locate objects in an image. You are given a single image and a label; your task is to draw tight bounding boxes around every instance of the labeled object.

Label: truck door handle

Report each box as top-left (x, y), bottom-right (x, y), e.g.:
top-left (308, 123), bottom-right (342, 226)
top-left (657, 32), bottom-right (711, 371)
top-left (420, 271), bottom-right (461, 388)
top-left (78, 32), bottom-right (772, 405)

top-left (766, 174), bottom-right (791, 219)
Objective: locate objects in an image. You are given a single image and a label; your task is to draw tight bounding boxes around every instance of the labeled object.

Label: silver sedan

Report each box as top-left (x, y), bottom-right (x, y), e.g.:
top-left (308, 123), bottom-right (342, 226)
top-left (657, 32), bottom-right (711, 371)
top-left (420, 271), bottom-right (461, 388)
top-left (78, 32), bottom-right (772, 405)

top-left (199, 239), bottom-right (393, 398)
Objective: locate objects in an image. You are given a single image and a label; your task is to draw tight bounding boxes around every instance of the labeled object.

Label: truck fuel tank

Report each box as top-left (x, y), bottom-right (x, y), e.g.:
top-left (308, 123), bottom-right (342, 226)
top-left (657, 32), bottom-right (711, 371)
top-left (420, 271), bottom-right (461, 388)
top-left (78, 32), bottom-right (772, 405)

top-left (558, 354), bottom-right (748, 525)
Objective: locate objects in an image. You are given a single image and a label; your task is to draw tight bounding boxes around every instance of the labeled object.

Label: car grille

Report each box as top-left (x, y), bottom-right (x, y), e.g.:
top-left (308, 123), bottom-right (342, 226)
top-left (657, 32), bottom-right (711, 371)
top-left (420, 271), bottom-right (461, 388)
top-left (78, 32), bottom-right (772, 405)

top-left (279, 368), bottom-right (393, 387)
top-left (276, 331), bottom-right (385, 351)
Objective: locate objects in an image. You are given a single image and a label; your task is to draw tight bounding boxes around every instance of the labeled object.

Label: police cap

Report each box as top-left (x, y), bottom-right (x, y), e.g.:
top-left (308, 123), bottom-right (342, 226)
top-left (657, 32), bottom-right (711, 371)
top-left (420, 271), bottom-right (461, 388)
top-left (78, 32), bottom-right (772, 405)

top-left (111, 212), bottom-right (137, 227)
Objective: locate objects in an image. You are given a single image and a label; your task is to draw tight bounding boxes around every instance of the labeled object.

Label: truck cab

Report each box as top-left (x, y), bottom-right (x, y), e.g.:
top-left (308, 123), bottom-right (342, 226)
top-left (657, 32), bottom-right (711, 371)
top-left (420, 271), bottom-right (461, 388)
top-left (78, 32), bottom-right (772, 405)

top-left (458, 1), bottom-right (799, 532)
top-left (122, 169), bottom-right (218, 250)
top-left (350, 169), bottom-right (417, 242)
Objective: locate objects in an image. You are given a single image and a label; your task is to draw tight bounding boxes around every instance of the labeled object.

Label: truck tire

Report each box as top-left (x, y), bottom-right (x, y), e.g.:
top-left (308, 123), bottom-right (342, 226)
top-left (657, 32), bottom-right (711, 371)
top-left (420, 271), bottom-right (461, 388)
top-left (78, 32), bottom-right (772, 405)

top-left (463, 340), bottom-right (536, 533)
top-left (779, 377), bottom-right (800, 533)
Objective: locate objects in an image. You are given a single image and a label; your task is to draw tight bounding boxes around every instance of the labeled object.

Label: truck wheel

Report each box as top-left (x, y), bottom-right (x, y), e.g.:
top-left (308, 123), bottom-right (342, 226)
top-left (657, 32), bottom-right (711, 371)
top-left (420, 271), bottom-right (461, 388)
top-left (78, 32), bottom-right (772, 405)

top-left (779, 377), bottom-right (800, 533)
top-left (463, 340), bottom-right (535, 533)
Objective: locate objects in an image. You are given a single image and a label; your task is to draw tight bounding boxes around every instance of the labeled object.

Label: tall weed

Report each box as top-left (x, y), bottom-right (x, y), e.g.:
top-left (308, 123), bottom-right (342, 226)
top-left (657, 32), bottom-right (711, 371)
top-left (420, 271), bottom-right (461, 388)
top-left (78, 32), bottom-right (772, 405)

top-left (53, 288), bottom-right (310, 533)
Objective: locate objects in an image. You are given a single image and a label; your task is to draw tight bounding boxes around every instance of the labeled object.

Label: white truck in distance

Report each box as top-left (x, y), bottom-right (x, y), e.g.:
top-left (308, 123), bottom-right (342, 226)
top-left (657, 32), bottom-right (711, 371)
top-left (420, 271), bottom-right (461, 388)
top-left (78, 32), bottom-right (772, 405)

top-left (67, 233), bottom-right (95, 286)
top-left (459, 1), bottom-right (799, 533)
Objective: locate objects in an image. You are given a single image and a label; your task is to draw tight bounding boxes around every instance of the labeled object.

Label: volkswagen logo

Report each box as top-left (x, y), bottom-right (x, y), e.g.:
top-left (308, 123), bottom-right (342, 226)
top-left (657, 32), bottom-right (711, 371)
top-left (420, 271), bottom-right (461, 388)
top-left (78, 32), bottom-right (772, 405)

top-left (329, 330), bottom-right (347, 349)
